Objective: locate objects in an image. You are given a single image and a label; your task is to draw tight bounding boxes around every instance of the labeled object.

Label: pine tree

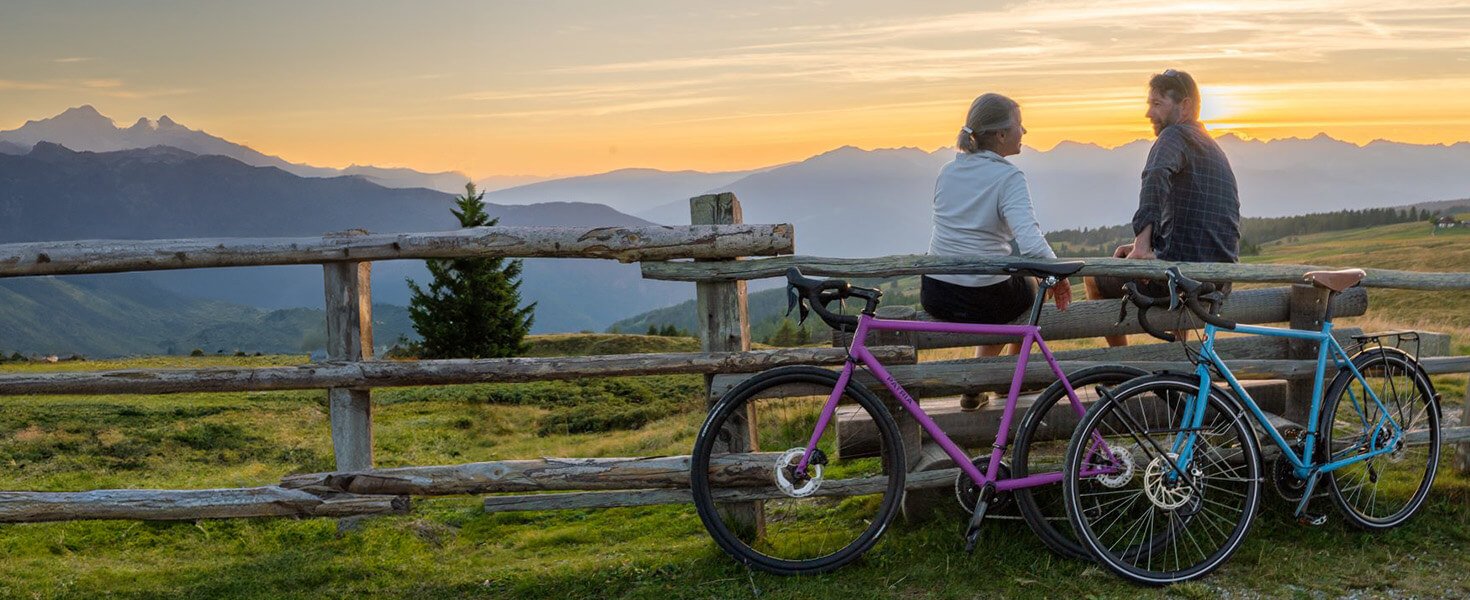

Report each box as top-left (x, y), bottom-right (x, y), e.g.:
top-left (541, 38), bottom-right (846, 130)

top-left (407, 183), bottom-right (535, 358)
top-left (768, 319), bottom-right (798, 346)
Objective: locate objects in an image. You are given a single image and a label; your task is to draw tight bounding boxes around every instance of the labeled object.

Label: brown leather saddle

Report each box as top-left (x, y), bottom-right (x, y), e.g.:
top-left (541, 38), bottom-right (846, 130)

top-left (1303, 268), bottom-right (1366, 292)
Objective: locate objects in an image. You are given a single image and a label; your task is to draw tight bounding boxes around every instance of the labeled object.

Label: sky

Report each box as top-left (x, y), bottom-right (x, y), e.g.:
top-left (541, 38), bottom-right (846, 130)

top-left (3, 0), bottom-right (1470, 178)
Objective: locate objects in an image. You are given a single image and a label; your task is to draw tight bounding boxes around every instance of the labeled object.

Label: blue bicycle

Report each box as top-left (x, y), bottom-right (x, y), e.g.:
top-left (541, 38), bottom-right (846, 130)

top-left (1062, 267), bottom-right (1441, 584)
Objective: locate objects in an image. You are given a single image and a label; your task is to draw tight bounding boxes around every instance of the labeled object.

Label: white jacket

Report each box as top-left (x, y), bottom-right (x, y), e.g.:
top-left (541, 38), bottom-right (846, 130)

top-left (927, 150), bottom-right (1057, 287)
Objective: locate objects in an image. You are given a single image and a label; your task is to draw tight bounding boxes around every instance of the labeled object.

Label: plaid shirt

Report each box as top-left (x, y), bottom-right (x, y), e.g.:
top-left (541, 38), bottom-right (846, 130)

top-left (1132, 121), bottom-right (1240, 263)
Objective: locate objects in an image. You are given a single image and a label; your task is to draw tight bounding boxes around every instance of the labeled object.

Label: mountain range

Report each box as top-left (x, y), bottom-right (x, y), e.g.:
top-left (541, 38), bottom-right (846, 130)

top-left (0, 106), bottom-right (470, 193)
top-left (0, 142), bottom-right (687, 340)
top-left (630, 137), bottom-right (1470, 257)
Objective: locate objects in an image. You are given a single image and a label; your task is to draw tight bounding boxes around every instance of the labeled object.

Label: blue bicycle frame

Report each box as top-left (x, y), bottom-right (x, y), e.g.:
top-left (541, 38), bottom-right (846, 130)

top-left (1169, 319), bottom-right (1407, 514)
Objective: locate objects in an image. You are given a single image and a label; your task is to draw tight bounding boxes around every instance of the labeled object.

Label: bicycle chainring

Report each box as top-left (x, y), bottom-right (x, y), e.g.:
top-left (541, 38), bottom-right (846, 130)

top-left (955, 456), bottom-right (1013, 514)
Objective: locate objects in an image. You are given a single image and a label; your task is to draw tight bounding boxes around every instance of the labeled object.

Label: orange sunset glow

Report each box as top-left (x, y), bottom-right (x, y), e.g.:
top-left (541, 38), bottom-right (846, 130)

top-left (3, 1), bottom-right (1469, 178)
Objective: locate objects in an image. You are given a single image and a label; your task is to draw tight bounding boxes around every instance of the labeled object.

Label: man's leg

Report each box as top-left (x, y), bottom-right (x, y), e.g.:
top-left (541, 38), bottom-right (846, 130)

top-left (1086, 276), bottom-right (1130, 347)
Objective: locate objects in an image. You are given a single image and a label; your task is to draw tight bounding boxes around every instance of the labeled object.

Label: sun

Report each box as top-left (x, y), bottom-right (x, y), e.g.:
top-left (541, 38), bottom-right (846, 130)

top-left (1197, 85), bottom-right (1248, 124)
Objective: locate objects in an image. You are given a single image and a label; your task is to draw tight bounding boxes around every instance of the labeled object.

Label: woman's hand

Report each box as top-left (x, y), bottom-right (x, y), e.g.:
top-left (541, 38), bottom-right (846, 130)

top-left (1049, 279), bottom-right (1073, 311)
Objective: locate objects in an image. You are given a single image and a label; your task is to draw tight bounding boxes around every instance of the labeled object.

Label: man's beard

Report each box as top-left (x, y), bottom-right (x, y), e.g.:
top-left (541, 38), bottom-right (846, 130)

top-left (1151, 119), bottom-right (1166, 135)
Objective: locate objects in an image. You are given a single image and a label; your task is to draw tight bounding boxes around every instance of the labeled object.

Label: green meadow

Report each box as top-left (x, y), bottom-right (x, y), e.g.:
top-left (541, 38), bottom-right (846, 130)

top-left (2, 221), bottom-right (1470, 599)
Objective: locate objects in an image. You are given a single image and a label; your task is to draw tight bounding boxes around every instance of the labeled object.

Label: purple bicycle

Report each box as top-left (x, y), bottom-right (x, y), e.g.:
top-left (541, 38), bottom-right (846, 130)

top-left (690, 264), bottom-right (1142, 574)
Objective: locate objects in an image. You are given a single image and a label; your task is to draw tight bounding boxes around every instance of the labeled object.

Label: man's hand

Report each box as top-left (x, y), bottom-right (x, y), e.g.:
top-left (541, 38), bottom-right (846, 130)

top-left (1122, 225), bottom-right (1157, 260)
top-left (1125, 245), bottom-right (1157, 260)
top-left (1049, 279), bottom-right (1073, 311)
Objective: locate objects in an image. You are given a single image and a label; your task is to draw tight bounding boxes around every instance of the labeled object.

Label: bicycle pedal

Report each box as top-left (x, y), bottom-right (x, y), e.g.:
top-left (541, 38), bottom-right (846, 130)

top-left (1298, 513), bottom-right (1328, 527)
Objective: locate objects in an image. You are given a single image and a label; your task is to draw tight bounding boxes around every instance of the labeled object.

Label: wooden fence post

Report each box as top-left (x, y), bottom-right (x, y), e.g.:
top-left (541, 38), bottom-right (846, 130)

top-left (1457, 378), bottom-right (1470, 473)
top-left (691, 193), bottom-right (761, 532)
top-left (1285, 284), bottom-right (1331, 426)
top-left (324, 259), bottom-right (374, 471)
top-left (862, 306), bottom-right (938, 520)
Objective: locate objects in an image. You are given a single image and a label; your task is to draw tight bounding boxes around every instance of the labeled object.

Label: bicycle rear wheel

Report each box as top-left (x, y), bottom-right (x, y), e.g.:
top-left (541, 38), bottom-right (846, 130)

top-left (1062, 375), bottom-right (1262, 585)
top-left (1012, 364), bottom-right (1148, 561)
top-left (1322, 349), bottom-right (1440, 530)
top-left (690, 366), bottom-right (905, 575)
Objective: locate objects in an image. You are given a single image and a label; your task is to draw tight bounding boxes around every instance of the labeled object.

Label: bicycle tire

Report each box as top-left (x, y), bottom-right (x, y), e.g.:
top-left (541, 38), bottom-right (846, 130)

top-left (1321, 348), bottom-right (1440, 530)
top-left (690, 366), bottom-right (906, 575)
top-left (1063, 374), bottom-right (1262, 585)
top-left (1012, 364), bottom-right (1149, 561)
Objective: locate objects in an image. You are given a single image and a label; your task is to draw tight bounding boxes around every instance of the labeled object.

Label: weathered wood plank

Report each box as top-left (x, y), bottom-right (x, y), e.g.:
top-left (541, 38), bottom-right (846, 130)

top-left (325, 259), bottom-right (374, 471)
top-left (713, 330), bottom-right (1364, 401)
top-left (834, 288), bottom-right (1366, 349)
top-left (0, 224), bottom-right (795, 277)
top-left (0, 346), bottom-right (916, 396)
top-left (480, 469), bottom-right (957, 513)
top-left (281, 454), bottom-right (785, 496)
top-left (641, 255), bottom-right (1470, 290)
top-left (1285, 284), bottom-right (1332, 424)
top-left (837, 381), bottom-right (1288, 458)
top-left (0, 487), bottom-right (407, 523)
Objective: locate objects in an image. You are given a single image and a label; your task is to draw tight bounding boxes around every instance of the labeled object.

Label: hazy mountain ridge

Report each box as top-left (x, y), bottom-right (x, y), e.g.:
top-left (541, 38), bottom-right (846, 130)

top-left (485, 167), bottom-right (759, 216)
top-left (0, 143), bottom-right (690, 333)
top-left (0, 106), bottom-right (470, 193)
top-left (0, 274), bottom-right (417, 357)
top-left (620, 135), bottom-right (1470, 258)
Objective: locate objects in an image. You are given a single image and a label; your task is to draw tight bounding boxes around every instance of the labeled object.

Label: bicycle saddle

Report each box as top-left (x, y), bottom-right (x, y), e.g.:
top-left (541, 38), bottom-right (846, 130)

top-left (1302, 268), bottom-right (1365, 292)
top-left (1003, 260), bottom-right (1085, 279)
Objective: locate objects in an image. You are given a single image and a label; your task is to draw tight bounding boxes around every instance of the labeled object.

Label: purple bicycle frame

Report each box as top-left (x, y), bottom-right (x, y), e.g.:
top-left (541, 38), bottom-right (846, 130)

top-left (795, 312), bottom-right (1105, 492)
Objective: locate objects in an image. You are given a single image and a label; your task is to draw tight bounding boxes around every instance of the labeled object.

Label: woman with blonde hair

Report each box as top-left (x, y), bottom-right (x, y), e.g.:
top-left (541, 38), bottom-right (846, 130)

top-left (922, 93), bottom-right (1071, 406)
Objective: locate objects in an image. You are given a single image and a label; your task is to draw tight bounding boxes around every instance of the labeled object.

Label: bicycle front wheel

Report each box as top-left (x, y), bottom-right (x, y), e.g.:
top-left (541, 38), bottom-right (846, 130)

top-left (1322, 349), bottom-right (1441, 530)
top-left (690, 366), bottom-right (905, 575)
top-left (1063, 375), bottom-right (1262, 585)
top-left (1012, 364), bottom-right (1149, 561)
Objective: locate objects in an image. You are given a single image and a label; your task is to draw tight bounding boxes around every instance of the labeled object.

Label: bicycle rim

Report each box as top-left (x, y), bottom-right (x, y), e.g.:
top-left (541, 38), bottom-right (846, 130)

top-left (690, 367), bottom-right (904, 574)
top-left (1064, 377), bottom-right (1261, 584)
top-left (1013, 365), bottom-right (1148, 561)
top-left (1323, 351), bottom-right (1440, 529)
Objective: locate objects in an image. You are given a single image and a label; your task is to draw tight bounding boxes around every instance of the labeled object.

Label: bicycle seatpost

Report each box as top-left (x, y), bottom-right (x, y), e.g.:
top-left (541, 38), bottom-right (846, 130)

top-left (1025, 275), bottom-right (1057, 327)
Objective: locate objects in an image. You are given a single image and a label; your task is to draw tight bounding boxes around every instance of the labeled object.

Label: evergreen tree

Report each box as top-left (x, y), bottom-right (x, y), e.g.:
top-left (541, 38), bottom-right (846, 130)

top-left (646, 324), bottom-right (660, 336)
top-left (407, 183), bottom-right (535, 358)
top-left (660, 324), bottom-right (679, 337)
top-left (768, 319), bottom-right (798, 346)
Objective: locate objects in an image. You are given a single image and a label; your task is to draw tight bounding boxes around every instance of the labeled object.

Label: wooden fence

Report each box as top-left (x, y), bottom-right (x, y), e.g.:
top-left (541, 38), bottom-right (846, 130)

top-left (0, 192), bottom-right (1467, 526)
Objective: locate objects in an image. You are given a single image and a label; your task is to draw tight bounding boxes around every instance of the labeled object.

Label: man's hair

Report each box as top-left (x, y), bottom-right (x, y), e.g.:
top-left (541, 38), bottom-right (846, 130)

top-left (1149, 69), bottom-right (1201, 120)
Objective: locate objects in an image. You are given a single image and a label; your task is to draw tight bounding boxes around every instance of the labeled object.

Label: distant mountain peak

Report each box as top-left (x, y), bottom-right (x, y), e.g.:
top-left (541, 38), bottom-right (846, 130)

top-left (58, 104), bottom-right (106, 119)
top-left (44, 104), bottom-right (114, 128)
top-left (27, 141), bottom-right (78, 160)
top-left (128, 117), bottom-right (153, 131)
top-left (156, 115), bottom-right (181, 129)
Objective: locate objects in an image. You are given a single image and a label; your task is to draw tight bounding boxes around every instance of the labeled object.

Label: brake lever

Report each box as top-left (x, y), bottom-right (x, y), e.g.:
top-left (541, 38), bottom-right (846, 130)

top-left (1166, 275), bottom-right (1181, 312)
top-left (1116, 296), bottom-right (1129, 326)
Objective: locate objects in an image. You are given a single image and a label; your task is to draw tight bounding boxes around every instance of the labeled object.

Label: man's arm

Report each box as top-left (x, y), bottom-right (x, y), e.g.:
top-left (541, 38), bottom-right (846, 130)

top-left (1131, 126), bottom-right (1186, 258)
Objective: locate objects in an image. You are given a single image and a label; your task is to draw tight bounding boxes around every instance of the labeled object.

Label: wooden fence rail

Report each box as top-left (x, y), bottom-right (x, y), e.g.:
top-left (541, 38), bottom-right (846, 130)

top-left (0, 346), bottom-right (916, 396)
top-left (0, 224), bottom-right (794, 277)
top-left (641, 255), bottom-right (1470, 290)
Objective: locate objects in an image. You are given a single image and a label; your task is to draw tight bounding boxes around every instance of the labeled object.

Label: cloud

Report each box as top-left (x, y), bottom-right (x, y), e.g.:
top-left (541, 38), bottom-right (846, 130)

top-left (0, 79), bottom-right (58, 91)
top-left (53, 56), bottom-right (95, 64)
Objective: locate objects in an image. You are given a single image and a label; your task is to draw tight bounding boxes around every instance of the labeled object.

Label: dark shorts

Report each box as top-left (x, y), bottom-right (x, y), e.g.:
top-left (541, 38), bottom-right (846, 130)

top-left (920, 275), bottom-right (1034, 324)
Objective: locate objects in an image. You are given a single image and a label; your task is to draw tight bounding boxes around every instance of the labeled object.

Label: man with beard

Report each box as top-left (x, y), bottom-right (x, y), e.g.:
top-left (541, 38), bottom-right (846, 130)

top-left (1089, 69), bottom-right (1241, 346)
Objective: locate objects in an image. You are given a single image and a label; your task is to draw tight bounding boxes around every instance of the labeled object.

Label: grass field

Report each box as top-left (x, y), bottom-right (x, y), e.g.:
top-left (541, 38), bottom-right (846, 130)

top-left (2, 221), bottom-right (1470, 598)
